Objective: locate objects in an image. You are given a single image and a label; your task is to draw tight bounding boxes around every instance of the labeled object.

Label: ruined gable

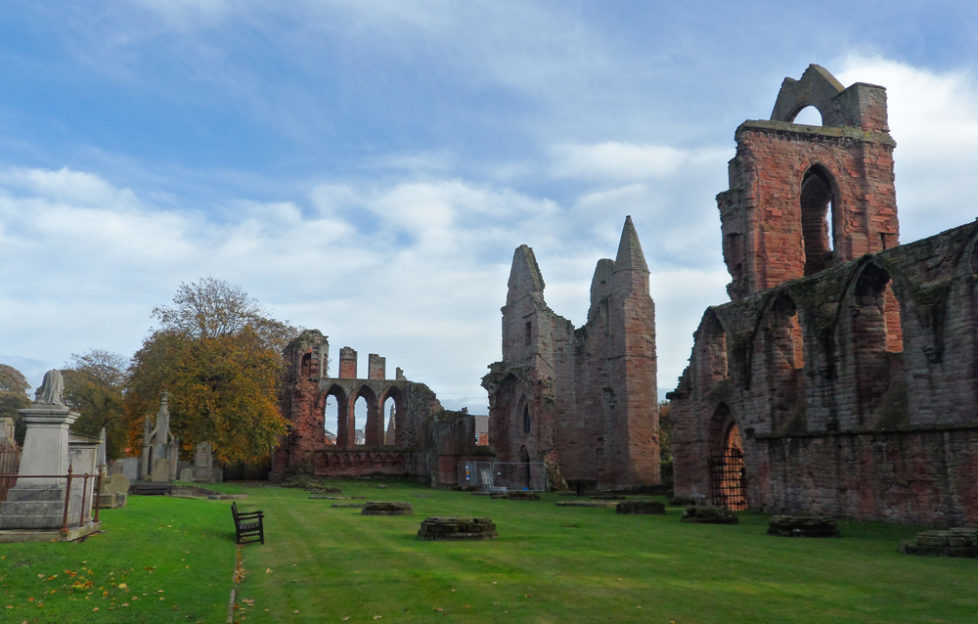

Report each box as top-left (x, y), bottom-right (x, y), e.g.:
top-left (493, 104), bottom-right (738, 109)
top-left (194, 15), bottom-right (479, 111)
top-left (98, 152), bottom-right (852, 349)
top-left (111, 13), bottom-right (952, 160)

top-left (484, 216), bottom-right (660, 490)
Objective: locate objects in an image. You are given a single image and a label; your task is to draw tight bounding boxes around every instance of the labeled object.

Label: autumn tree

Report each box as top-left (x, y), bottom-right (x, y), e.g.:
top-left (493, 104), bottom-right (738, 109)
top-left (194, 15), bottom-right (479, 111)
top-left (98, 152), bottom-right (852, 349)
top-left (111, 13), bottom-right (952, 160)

top-left (0, 363), bottom-right (31, 445)
top-left (62, 350), bottom-right (128, 460)
top-left (126, 278), bottom-right (297, 466)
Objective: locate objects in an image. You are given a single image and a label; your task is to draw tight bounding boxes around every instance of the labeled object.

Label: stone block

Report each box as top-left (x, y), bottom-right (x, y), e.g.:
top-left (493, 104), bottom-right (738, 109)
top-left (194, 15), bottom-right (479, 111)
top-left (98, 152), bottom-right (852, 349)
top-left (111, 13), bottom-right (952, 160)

top-left (417, 517), bottom-right (497, 540)
top-left (681, 505), bottom-right (739, 524)
top-left (616, 500), bottom-right (666, 514)
top-left (360, 501), bottom-right (413, 516)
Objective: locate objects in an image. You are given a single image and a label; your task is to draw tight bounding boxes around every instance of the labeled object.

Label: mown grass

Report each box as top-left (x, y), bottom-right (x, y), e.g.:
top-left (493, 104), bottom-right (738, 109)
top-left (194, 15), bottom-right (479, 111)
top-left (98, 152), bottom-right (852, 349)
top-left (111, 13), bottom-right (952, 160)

top-left (0, 496), bottom-right (234, 623)
top-left (3, 481), bottom-right (977, 623)
top-left (226, 480), bottom-right (978, 624)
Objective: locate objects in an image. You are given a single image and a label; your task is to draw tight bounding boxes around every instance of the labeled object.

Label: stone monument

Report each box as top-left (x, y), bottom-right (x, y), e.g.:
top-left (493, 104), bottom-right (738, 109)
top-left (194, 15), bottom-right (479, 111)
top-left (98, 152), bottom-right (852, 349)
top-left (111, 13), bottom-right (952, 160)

top-left (141, 391), bottom-right (178, 482)
top-left (0, 370), bottom-right (101, 538)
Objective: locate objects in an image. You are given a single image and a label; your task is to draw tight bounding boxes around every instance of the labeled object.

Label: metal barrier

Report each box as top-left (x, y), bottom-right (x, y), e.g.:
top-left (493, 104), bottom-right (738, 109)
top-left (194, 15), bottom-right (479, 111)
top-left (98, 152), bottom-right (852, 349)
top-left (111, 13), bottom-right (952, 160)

top-left (459, 461), bottom-right (547, 492)
top-left (0, 465), bottom-right (103, 534)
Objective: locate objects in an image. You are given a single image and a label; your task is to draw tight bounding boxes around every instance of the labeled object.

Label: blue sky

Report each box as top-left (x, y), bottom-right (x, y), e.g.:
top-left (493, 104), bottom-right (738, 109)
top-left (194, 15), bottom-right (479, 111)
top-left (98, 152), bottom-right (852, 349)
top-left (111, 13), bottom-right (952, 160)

top-left (2, 1), bottom-right (977, 416)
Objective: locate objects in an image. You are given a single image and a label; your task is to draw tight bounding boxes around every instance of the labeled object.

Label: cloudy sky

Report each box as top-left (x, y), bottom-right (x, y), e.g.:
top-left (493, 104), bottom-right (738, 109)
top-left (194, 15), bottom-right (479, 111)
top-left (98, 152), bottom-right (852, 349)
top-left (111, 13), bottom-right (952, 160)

top-left (2, 1), bottom-right (977, 415)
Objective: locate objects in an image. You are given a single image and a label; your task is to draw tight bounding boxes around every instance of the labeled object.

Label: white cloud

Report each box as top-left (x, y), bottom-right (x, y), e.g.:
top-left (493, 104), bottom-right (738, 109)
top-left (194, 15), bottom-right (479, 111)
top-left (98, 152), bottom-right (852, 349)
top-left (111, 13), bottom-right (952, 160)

top-left (551, 142), bottom-right (688, 181)
top-left (836, 55), bottom-right (978, 243)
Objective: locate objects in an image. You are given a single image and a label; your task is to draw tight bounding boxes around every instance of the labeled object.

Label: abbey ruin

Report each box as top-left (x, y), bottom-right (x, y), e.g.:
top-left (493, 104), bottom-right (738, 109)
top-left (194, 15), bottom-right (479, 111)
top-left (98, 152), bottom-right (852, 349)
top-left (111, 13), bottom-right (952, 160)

top-left (483, 217), bottom-right (660, 491)
top-left (668, 65), bottom-right (978, 526)
top-left (272, 65), bottom-right (978, 527)
top-left (273, 329), bottom-right (483, 486)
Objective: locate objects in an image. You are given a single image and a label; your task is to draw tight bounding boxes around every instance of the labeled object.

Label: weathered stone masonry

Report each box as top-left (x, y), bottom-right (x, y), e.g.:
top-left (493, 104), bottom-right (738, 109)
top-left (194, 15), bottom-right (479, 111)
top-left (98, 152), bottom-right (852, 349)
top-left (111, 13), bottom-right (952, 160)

top-left (670, 65), bottom-right (978, 526)
top-left (483, 217), bottom-right (660, 490)
top-left (274, 329), bottom-right (482, 485)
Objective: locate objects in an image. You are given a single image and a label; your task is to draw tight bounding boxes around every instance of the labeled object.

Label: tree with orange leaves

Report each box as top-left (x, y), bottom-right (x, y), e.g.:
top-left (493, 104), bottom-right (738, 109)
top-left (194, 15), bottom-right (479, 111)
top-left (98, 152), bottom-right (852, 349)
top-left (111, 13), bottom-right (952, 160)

top-left (126, 278), bottom-right (298, 466)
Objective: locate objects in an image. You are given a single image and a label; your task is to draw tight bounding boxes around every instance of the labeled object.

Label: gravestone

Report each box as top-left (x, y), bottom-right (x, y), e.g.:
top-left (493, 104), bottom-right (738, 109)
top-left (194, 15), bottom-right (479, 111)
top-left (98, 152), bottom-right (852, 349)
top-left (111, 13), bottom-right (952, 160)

top-left (0, 417), bottom-right (14, 443)
top-left (192, 441), bottom-right (214, 482)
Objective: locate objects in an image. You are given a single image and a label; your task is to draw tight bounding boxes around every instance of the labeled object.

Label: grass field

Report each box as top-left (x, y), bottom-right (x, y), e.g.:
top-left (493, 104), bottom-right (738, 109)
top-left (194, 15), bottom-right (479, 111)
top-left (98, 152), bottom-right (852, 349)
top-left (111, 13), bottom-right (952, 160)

top-left (3, 480), bottom-right (977, 623)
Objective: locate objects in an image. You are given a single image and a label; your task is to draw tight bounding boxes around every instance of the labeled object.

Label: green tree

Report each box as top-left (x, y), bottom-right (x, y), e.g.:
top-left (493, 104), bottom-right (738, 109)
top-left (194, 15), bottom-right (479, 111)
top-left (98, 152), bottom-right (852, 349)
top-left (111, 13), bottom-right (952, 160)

top-left (126, 278), bottom-right (297, 465)
top-left (0, 363), bottom-right (32, 445)
top-left (62, 350), bottom-right (128, 460)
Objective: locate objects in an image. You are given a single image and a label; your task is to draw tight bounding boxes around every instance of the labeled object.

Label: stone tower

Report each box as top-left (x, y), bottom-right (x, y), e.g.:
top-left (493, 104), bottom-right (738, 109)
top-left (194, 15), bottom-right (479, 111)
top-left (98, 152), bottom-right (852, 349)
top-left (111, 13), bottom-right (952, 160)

top-left (483, 216), bottom-right (659, 490)
top-left (719, 64), bottom-right (899, 300)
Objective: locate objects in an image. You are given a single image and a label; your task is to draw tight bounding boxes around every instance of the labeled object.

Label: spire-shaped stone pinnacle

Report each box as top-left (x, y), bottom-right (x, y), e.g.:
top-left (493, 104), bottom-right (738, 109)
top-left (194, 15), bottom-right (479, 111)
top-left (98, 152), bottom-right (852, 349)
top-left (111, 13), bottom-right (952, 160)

top-left (614, 215), bottom-right (649, 273)
top-left (507, 244), bottom-right (546, 305)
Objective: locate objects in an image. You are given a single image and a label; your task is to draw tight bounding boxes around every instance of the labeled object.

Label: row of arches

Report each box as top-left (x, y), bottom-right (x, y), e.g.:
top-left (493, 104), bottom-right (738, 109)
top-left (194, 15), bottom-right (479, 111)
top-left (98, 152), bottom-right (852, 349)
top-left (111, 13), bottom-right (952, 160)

top-left (698, 254), bottom-right (909, 434)
top-left (320, 383), bottom-right (406, 449)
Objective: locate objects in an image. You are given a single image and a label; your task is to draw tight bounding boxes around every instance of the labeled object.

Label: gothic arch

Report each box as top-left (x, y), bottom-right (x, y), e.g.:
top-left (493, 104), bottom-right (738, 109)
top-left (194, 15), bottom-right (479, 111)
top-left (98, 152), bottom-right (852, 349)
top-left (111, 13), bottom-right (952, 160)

top-left (770, 64), bottom-right (845, 126)
top-left (323, 384), bottom-right (350, 448)
top-left (800, 164), bottom-right (840, 275)
top-left (350, 384), bottom-right (381, 447)
top-left (379, 385), bottom-right (407, 446)
top-left (751, 290), bottom-right (806, 433)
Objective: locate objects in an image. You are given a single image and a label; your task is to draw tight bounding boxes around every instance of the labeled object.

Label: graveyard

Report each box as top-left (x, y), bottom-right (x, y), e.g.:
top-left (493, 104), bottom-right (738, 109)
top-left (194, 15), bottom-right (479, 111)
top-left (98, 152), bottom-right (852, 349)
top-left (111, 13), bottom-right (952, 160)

top-left (1, 479), bottom-right (976, 623)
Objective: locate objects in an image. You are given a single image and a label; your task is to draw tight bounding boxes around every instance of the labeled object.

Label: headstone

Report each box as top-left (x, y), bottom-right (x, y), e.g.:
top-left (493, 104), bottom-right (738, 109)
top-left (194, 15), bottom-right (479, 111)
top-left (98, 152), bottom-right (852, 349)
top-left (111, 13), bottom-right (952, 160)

top-left (120, 457), bottom-right (140, 482)
top-left (96, 427), bottom-right (107, 471)
top-left (104, 473), bottom-right (130, 496)
top-left (0, 417), bottom-right (14, 443)
top-left (192, 441), bottom-right (214, 482)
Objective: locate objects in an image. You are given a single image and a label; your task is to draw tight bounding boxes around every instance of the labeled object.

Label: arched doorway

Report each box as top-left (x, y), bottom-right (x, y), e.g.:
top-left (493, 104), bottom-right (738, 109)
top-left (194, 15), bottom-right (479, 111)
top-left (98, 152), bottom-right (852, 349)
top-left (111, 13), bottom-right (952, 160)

top-left (708, 406), bottom-right (747, 510)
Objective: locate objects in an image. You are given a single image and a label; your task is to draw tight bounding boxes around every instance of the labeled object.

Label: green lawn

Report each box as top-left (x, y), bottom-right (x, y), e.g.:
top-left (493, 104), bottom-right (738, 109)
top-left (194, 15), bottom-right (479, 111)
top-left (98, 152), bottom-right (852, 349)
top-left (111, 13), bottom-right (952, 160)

top-left (0, 495), bottom-right (234, 623)
top-left (2, 481), bottom-right (977, 624)
top-left (226, 480), bottom-right (978, 624)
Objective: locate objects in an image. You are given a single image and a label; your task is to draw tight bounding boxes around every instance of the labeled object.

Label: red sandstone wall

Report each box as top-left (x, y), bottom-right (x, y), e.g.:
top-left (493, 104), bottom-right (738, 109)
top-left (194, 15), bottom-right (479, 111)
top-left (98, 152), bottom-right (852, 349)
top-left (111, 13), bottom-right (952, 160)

top-left (671, 222), bottom-right (978, 525)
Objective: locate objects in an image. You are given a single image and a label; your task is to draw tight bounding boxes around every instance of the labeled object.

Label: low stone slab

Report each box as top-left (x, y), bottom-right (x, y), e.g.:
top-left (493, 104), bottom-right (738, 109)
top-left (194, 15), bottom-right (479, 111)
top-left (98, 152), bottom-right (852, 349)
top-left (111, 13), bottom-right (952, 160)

top-left (492, 491), bottom-right (540, 501)
top-left (305, 484), bottom-right (342, 494)
top-left (556, 500), bottom-right (617, 508)
top-left (417, 517), bottom-right (497, 540)
top-left (681, 505), bottom-right (738, 524)
top-left (361, 501), bottom-right (413, 516)
top-left (332, 503), bottom-right (366, 509)
top-left (768, 515), bottom-right (840, 537)
top-left (616, 500), bottom-right (665, 515)
top-left (901, 528), bottom-right (978, 557)
top-left (129, 482), bottom-right (172, 496)
top-left (97, 492), bottom-right (127, 509)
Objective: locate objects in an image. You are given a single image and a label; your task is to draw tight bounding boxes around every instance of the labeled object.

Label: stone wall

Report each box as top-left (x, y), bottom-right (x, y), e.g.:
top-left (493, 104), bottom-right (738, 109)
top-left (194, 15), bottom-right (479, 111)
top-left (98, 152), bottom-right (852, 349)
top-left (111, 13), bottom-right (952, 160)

top-left (670, 65), bottom-right (978, 526)
top-left (483, 216), bottom-right (660, 490)
top-left (274, 331), bottom-right (481, 485)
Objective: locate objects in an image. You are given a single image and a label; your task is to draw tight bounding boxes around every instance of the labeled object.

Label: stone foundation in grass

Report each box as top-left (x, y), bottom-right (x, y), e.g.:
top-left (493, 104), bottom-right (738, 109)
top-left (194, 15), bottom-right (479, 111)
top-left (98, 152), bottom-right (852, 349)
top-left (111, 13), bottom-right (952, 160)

top-left (417, 517), bottom-right (497, 540)
top-left (768, 515), bottom-right (840, 537)
top-left (360, 501), bottom-right (413, 516)
top-left (616, 500), bottom-right (665, 514)
top-left (901, 528), bottom-right (978, 557)
top-left (681, 506), bottom-right (738, 524)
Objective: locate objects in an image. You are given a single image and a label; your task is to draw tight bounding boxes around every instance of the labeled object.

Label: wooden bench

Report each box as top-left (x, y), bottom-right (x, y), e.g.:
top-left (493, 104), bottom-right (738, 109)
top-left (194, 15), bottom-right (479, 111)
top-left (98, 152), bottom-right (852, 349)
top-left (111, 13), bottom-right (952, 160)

top-left (231, 501), bottom-right (264, 545)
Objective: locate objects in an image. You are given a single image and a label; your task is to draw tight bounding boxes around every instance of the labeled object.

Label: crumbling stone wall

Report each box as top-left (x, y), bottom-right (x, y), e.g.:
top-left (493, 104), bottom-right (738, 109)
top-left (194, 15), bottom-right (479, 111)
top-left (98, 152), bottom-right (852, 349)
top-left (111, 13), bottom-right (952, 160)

top-left (274, 330), bottom-right (480, 484)
top-left (670, 65), bottom-right (978, 526)
top-left (483, 217), bottom-right (660, 490)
